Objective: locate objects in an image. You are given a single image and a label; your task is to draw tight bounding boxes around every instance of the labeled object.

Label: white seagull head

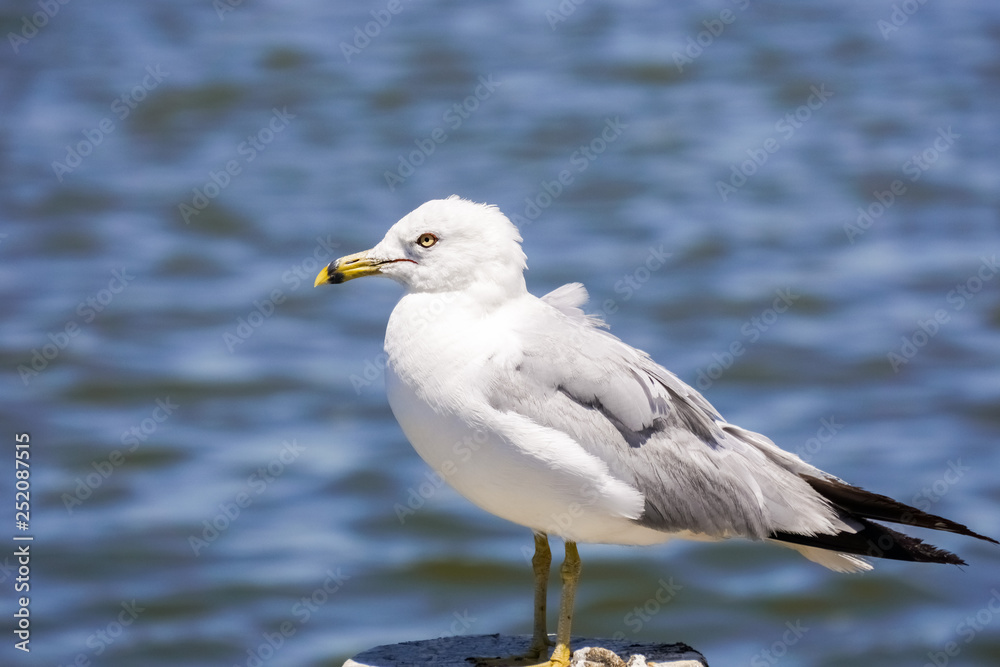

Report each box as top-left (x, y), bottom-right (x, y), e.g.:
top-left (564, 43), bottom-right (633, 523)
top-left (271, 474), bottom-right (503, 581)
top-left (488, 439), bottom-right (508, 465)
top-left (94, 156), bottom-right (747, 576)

top-left (316, 196), bottom-right (527, 298)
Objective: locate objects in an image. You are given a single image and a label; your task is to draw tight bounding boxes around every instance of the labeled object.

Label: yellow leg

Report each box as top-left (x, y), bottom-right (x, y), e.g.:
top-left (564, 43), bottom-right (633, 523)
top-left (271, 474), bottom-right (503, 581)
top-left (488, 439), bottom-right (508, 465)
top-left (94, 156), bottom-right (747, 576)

top-left (474, 532), bottom-right (553, 666)
top-left (527, 532), bottom-right (553, 657)
top-left (484, 541), bottom-right (582, 667)
top-left (536, 541), bottom-right (581, 667)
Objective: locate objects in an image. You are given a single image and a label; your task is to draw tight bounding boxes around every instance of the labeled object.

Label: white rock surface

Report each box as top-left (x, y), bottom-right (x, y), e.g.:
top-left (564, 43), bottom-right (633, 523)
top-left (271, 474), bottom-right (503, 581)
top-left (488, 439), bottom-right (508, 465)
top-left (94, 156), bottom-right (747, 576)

top-left (343, 634), bottom-right (708, 666)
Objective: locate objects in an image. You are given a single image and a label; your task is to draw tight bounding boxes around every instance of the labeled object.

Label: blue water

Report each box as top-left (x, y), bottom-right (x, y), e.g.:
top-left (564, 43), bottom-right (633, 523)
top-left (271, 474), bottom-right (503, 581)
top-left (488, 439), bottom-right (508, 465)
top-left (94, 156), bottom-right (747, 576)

top-left (2, 1), bottom-right (999, 665)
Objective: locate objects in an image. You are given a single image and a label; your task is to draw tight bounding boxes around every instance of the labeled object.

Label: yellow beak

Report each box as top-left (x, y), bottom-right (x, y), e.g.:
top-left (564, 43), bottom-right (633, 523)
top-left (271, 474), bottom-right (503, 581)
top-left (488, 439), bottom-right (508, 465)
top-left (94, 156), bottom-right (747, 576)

top-left (314, 249), bottom-right (384, 286)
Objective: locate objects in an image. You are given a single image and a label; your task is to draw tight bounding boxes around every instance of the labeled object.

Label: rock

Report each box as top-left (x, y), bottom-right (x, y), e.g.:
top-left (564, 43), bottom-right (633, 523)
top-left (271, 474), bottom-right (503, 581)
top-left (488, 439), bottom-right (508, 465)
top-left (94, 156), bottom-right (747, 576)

top-left (571, 643), bottom-right (706, 667)
top-left (343, 634), bottom-right (708, 666)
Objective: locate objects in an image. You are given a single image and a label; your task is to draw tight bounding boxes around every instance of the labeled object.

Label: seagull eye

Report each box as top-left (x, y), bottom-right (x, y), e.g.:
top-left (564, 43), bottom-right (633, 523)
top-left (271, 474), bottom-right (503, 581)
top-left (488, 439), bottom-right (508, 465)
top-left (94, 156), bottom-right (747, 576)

top-left (417, 233), bottom-right (438, 248)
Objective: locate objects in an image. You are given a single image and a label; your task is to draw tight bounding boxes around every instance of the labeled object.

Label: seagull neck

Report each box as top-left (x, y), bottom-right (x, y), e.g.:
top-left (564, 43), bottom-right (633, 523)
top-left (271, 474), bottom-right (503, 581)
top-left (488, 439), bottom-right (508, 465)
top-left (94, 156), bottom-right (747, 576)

top-left (407, 275), bottom-right (527, 314)
top-left (470, 277), bottom-right (527, 311)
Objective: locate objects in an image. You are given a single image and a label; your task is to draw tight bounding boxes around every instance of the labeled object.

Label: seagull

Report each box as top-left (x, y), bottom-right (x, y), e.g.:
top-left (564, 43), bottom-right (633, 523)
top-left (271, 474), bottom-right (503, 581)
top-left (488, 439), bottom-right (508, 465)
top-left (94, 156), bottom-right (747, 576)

top-left (314, 196), bottom-right (997, 667)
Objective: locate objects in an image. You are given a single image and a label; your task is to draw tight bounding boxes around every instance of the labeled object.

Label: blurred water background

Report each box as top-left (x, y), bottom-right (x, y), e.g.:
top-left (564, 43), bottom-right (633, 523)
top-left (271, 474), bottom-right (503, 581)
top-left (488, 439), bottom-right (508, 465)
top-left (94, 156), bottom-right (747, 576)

top-left (2, 1), bottom-right (1000, 665)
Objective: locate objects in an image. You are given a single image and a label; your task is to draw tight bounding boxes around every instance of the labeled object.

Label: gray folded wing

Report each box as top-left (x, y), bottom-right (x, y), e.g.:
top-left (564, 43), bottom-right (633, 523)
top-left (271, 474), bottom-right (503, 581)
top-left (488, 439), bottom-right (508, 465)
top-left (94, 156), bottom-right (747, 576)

top-left (486, 283), bottom-right (850, 542)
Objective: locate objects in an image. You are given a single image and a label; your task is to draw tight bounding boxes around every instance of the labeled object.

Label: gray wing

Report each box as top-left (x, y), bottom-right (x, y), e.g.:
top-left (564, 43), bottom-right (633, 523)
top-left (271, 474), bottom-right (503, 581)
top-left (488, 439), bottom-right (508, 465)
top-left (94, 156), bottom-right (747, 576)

top-left (488, 283), bottom-right (849, 541)
top-left (489, 284), bottom-right (995, 569)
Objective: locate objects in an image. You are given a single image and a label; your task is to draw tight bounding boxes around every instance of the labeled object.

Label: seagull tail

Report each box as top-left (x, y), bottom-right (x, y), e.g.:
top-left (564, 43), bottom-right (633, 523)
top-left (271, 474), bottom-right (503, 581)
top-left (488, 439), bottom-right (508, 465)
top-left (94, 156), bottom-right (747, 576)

top-left (768, 475), bottom-right (997, 570)
top-left (778, 544), bottom-right (873, 573)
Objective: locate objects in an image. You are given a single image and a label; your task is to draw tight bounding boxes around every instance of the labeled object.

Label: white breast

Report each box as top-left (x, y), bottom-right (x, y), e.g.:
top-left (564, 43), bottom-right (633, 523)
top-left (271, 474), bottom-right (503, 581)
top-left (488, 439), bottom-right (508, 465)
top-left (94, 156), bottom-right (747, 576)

top-left (382, 293), bottom-right (670, 546)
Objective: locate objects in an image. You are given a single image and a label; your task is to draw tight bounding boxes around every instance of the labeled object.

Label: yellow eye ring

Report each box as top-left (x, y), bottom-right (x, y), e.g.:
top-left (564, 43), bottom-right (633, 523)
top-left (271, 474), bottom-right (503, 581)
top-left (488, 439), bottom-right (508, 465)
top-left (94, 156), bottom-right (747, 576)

top-left (417, 233), bottom-right (438, 248)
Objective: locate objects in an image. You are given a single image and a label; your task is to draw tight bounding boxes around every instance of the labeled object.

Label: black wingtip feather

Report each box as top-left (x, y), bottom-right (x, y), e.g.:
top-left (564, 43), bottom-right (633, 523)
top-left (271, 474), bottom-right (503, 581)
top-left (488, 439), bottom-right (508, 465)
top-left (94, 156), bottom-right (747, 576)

top-left (772, 518), bottom-right (968, 565)
top-left (769, 474), bottom-right (999, 565)
top-left (802, 475), bottom-right (999, 546)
